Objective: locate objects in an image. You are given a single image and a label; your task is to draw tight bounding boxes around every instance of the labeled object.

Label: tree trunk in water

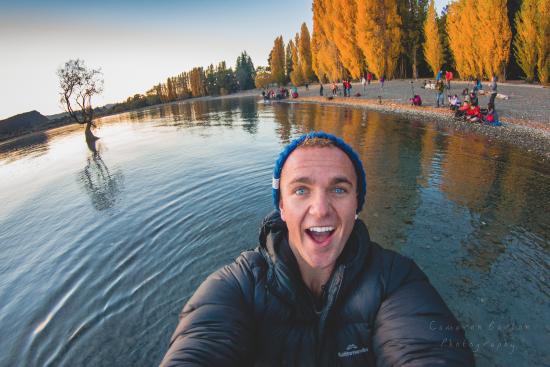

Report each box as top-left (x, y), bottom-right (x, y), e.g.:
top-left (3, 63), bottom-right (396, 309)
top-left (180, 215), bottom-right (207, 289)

top-left (85, 122), bottom-right (99, 153)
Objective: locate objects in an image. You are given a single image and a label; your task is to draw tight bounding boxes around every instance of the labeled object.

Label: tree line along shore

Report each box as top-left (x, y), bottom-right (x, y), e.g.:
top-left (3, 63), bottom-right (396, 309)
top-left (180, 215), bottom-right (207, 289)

top-left (1, 0), bottom-right (548, 143)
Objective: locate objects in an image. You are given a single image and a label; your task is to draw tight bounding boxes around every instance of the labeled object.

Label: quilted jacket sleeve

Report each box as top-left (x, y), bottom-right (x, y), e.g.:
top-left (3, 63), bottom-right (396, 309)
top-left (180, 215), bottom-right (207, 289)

top-left (159, 255), bottom-right (256, 367)
top-left (372, 253), bottom-right (475, 367)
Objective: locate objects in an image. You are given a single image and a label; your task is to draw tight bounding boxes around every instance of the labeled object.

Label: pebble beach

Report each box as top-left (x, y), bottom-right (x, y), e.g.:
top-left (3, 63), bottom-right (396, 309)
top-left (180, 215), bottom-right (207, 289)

top-left (283, 80), bottom-right (550, 160)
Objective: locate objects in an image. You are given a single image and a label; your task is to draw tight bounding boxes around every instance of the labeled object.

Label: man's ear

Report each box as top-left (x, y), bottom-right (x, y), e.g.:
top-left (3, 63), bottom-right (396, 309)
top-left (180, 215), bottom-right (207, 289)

top-left (279, 198), bottom-right (286, 222)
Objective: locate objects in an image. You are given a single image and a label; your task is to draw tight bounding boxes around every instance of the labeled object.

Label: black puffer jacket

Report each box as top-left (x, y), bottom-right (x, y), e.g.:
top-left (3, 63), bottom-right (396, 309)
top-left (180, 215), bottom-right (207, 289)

top-left (160, 212), bottom-right (474, 366)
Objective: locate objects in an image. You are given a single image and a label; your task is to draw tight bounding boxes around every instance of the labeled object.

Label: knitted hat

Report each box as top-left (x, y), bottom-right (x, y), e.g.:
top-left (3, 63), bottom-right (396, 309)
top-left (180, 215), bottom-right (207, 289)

top-left (272, 131), bottom-right (366, 213)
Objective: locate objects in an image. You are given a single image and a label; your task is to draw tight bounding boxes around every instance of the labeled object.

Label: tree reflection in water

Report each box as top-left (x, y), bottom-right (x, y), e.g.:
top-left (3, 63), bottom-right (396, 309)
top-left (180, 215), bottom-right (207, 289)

top-left (79, 132), bottom-right (124, 211)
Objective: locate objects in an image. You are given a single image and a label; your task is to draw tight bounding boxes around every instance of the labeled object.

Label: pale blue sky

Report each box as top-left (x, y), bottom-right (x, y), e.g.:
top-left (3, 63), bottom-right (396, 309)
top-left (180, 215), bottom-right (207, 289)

top-left (0, 0), bottom-right (451, 119)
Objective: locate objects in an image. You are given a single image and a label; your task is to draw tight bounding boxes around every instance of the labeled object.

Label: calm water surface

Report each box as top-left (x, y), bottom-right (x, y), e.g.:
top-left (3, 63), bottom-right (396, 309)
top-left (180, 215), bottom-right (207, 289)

top-left (0, 97), bottom-right (549, 366)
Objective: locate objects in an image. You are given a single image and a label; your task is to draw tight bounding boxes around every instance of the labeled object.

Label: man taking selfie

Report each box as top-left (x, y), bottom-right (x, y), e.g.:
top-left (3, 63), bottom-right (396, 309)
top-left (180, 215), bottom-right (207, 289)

top-left (160, 131), bottom-right (474, 366)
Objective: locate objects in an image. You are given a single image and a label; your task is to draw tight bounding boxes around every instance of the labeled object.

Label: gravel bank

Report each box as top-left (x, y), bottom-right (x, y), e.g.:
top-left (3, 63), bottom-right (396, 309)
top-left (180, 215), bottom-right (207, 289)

top-left (282, 80), bottom-right (550, 160)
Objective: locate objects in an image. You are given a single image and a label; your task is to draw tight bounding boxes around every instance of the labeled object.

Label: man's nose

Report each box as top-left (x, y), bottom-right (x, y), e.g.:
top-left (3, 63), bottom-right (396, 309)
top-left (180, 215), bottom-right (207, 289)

top-left (309, 191), bottom-right (330, 217)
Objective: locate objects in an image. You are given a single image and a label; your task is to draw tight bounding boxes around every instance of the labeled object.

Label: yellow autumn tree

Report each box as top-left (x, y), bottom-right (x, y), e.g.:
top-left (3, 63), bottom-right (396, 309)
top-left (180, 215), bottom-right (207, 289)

top-left (514, 0), bottom-right (538, 82)
top-left (447, 0), bottom-right (484, 79)
top-left (356, 0), bottom-right (402, 79)
top-left (423, 0), bottom-right (443, 77)
top-left (330, 0), bottom-right (363, 78)
top-left (535, 0), bottom-right (550, 83)
top-left (290, 36), bottom-right (304, 85)
top-left (476, 0), bottom-right (511, 78)
top-left (298, 23), bottom-right (315, 82)
top-left (312, 0), bottom-right (344, 81)
top-left (270, 36), bottom-right (286, 85)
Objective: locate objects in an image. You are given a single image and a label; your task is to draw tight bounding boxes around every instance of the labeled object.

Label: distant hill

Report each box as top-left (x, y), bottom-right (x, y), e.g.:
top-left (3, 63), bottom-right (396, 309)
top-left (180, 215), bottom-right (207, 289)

top-left (0, 110), bottom-right (50, 140)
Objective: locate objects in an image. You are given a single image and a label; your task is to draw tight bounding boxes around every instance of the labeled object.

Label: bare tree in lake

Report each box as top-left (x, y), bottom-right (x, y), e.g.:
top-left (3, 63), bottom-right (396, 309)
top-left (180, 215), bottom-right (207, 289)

top-left (57, 59), bottom-right (104, 147)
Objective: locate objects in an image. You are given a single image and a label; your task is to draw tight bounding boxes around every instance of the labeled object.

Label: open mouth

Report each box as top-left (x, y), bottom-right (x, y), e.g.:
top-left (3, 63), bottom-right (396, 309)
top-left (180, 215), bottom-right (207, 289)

top-left (305, 226), bottom-right (335, 244)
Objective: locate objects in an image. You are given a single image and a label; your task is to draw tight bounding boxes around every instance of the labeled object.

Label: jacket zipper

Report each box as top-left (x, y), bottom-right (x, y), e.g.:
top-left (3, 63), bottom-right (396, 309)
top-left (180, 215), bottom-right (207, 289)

top-left (315, 264), bottom-right (345, 366)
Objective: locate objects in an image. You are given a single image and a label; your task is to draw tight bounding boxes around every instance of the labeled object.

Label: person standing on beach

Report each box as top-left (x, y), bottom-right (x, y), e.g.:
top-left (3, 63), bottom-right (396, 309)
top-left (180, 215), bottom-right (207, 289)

top-left (361, 76), bottom-right (367, 92)
top-left (159, 131), bottom-right (475, 367)
top-left (445, 70), bottom-right (453, 90)
top-left (319, 83), bottom-right (324, 97)
top-left (436, 79), bottom-right (445, 107)
top-left (367, 71), bottom-right (372, 85)
top-left (489, 76), bottom-right (497, 106)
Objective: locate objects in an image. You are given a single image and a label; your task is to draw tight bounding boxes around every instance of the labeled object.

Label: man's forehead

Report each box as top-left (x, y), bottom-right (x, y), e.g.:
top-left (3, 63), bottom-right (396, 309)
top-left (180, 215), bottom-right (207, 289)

top-left (281, 147), bottom-right (357, 179)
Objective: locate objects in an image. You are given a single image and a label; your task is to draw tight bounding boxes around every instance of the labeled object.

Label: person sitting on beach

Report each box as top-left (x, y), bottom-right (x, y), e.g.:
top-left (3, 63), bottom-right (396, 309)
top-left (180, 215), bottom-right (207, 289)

top-left (455, 100), bottom-right (470, 118)
top-left (449, 94), bottom-right (460, 111)
top-left (469, 91), bottom-right (478, 107)
top-left (425, 81), bottom-right (436, 90)
top-left (466, 104), bottom-right (482, 122)
top-left (483, 103), bottom-right (502, 126)
top-left (159, 131), bottom-right (475, 367)
top-left (410, 94), bottom-right (422, 106)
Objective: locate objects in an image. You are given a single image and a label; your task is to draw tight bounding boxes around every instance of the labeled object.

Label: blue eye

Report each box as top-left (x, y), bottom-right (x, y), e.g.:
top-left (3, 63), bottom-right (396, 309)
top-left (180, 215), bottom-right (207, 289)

top-left (333, 187), bottom-right (347, 194)
top-left (294, 187), bottom-right (308, 195)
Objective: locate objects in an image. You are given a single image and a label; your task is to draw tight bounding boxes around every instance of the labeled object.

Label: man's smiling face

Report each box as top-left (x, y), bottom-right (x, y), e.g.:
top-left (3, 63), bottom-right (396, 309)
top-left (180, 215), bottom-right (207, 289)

top-left (279, 146), bottom-right (358, 273)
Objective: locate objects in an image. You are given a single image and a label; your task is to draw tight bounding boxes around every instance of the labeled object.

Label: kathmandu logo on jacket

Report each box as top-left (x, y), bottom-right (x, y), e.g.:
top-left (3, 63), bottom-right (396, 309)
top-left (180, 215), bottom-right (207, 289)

top-left (337, 344), bottom-right (369, 358)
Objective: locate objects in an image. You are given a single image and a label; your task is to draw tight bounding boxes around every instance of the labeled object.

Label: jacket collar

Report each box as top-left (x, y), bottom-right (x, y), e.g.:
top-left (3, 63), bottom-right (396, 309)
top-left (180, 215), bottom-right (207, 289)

top-left (258, 211), bottom-right (371, 312)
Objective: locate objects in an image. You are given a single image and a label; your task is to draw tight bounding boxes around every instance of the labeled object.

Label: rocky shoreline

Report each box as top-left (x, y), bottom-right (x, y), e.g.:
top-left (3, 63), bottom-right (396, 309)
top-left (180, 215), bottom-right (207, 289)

top-left (283, 82), bottom-right (550, 161)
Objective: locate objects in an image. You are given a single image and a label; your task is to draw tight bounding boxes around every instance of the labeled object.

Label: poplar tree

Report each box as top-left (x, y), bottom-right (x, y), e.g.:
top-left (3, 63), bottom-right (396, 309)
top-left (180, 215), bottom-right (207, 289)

top-left (447, 0), bottom-right (483, 78)
top-left (270, 36), bottom-right (286, 85)
top-left (285, 41), bottom-right (294, 84)
top-left (535, 0), bottom-right (550, 83)
top-left (514, 0), bottom-right (538, 82)
top-left (356, 0), bottom-right (402, 79)
top-left (448, 0), bottom-right (512, 79)
top-left (298, 23), bottom-right (315, 82)
top-left (477, 0), bottom-right (512, 78)
top-left (423, 0), bottom-right (443, 76)
top-left (290, 37), bottom-right (304, 85)
top-left (312, 0), bottom-right (343, 81)
top-left (166, 77), bottom-right (176, 101)
top-left (330, 0), bottom-right (363, 78)
top-left (189, 67), bottom-right (206, 97)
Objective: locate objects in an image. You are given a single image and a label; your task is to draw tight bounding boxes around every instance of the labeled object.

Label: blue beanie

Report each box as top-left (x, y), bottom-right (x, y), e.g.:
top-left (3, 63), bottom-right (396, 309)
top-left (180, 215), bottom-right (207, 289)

top-left (272, 131), bottom-right (366, 213)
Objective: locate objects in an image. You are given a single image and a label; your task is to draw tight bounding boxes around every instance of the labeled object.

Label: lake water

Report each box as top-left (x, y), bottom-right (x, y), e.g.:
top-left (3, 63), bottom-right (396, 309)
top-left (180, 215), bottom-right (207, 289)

top-left (0, 96), bottom-right (548, 366)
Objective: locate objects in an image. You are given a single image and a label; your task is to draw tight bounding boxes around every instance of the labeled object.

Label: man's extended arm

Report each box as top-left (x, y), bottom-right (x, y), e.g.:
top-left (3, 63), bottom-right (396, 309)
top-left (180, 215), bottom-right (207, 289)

top-left (159, 258), bottom-right (256, 367)
top-left (372, 255), bottom-right (475, 366)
